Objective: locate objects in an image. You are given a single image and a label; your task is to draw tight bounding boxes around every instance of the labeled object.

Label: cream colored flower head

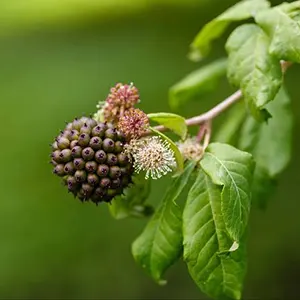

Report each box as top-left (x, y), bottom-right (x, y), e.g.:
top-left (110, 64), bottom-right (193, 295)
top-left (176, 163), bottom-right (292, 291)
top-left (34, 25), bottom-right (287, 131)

top-left (126, 136), bottom-right (176, 179)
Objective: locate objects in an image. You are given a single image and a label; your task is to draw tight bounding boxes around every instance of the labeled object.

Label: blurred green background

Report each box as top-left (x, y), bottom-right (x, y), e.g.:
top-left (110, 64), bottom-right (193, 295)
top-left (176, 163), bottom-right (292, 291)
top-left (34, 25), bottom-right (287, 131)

top-left (1, 0), bottom-right (299, 299)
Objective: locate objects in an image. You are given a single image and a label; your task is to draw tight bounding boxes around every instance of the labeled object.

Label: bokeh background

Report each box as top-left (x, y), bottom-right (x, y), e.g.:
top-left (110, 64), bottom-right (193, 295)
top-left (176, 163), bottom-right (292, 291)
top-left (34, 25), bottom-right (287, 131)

top-left (1, 0), bottom-right (299, 299)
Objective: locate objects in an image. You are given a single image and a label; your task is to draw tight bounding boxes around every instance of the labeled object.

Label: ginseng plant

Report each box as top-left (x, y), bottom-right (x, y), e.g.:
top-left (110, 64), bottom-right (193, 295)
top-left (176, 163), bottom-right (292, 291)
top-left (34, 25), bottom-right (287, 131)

top-left (50, 0), bottom-right (299, 299)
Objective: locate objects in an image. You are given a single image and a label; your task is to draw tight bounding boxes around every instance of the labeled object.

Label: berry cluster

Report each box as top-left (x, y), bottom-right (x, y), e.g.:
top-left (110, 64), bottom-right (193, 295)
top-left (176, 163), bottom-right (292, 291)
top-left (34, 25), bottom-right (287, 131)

top-left (50, 117), bottom-right (133, 204)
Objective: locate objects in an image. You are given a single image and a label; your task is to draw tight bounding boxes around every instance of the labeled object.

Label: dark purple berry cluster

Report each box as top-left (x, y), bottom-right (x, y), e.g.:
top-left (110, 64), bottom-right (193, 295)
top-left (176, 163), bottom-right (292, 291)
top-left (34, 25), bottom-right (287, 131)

top-left (50, 117), bottom-right (133, 204)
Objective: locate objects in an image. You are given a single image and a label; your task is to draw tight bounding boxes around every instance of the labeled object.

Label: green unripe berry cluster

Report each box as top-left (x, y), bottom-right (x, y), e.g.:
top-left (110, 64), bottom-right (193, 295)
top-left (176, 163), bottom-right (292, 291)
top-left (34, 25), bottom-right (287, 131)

top-left (50, 117), bottom-right (133, 204)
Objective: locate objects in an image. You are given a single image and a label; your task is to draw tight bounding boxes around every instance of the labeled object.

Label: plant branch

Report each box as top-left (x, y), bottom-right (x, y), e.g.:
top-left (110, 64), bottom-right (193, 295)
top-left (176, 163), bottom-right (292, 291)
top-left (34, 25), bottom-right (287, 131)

top-left (152, 60), bottom-right (292, 134)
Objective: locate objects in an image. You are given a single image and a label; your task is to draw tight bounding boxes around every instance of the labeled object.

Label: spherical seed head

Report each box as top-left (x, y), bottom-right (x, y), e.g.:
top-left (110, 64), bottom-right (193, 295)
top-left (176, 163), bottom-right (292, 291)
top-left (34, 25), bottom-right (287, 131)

top-left (127, 136), bottom-right (176, 179)
top-left (102, 83), bottom-right (140, 123)
top-left (118, 108), bottom-right (149, 139)
top-left (51, 116), bottom-right (134, 204)
top-left (177, 137), bottom-right (204, 162)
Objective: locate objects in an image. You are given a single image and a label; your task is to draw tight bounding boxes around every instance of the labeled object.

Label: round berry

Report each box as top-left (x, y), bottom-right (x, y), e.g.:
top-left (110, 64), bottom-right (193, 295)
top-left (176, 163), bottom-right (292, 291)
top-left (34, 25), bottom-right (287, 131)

top-left (73, 158), bottom-right (85, 170)
top-left (82, 147), bottom-right (95, 161)
top-left (53, 164), bottom-right (65, 176)
top-left (57, 137), bottom-right (70, 149)
top-left (71, 146), bottom-right (82, 158)
top-left (92, 124), bottom-right (106, 137)
top-left (114, 141), bottom-right (123, 153)
top-left (87, 174), bottom-right (99, 186)
top-left (105, 128), bottom-right (117, 140)
top-left (117, 153), bottom-right (129, 166)
top-left (74, 170), bottom-right (87, 183)
top-left (100, 177), bottom-right (111, 188)
top-left (64, 161), bottom-right (75, 175)
top-left (95, 150), bottom-right (106, 163)
top-left (97, 164), bottom-right (109, 177)
top-left (78, 133), bottom-right (90, 147)
top-left (59, 149), bottom-right (72, 163)
top-left (80, 123), bottom-right (91, 135)
top-left (89, 137), bottom-right (102, 150)
top-left (107, 153), bottom-right (118, 166)
top-left (103, 138), bottom-right (114, 152)
top-left (85, 161), bottom-right (97, 173)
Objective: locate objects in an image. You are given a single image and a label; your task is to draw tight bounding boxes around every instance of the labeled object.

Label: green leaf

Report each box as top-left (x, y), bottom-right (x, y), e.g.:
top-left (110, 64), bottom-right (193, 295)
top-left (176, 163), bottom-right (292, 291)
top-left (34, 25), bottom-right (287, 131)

top-left (213, 101), bottom-right (246, 145)
top-left (226, 24), bottom-right (282, 121)
top-left (132, 161), bottom-right (196, 284)
top-left (183, 169), bottom-right (247, 300)
top-left (255, 1), bottom-right (300, 63)
top-left (149, 127), bottom-right (184, 174)
top-left (239, 87), bottom-right (293, 208)
top-left (251, 165), bottom-right (277, 210)
top-left (109, 173), bottom-right (152, 219)
top-left (148, 113), bottom-right (187, 139)
top-left (189, 0), bottom-right (270, 60)
top-left (200, 143), bottom-right (254, 241)
top-left (169, 58), bottom-right (227, 110)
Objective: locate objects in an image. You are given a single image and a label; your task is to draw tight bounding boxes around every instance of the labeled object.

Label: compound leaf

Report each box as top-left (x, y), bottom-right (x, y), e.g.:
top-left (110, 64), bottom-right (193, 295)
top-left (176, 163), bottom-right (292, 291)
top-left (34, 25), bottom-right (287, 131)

top-left (226, 24), bottom-right (282, 121)
top-left (189, 0), bottom-right (270, 60)
top-left (132, 161), bottom-right (196, 284)
top-left (183, 169), bottom-right (247, 300)
top-left (200, 143), bottom-right (254, 241)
